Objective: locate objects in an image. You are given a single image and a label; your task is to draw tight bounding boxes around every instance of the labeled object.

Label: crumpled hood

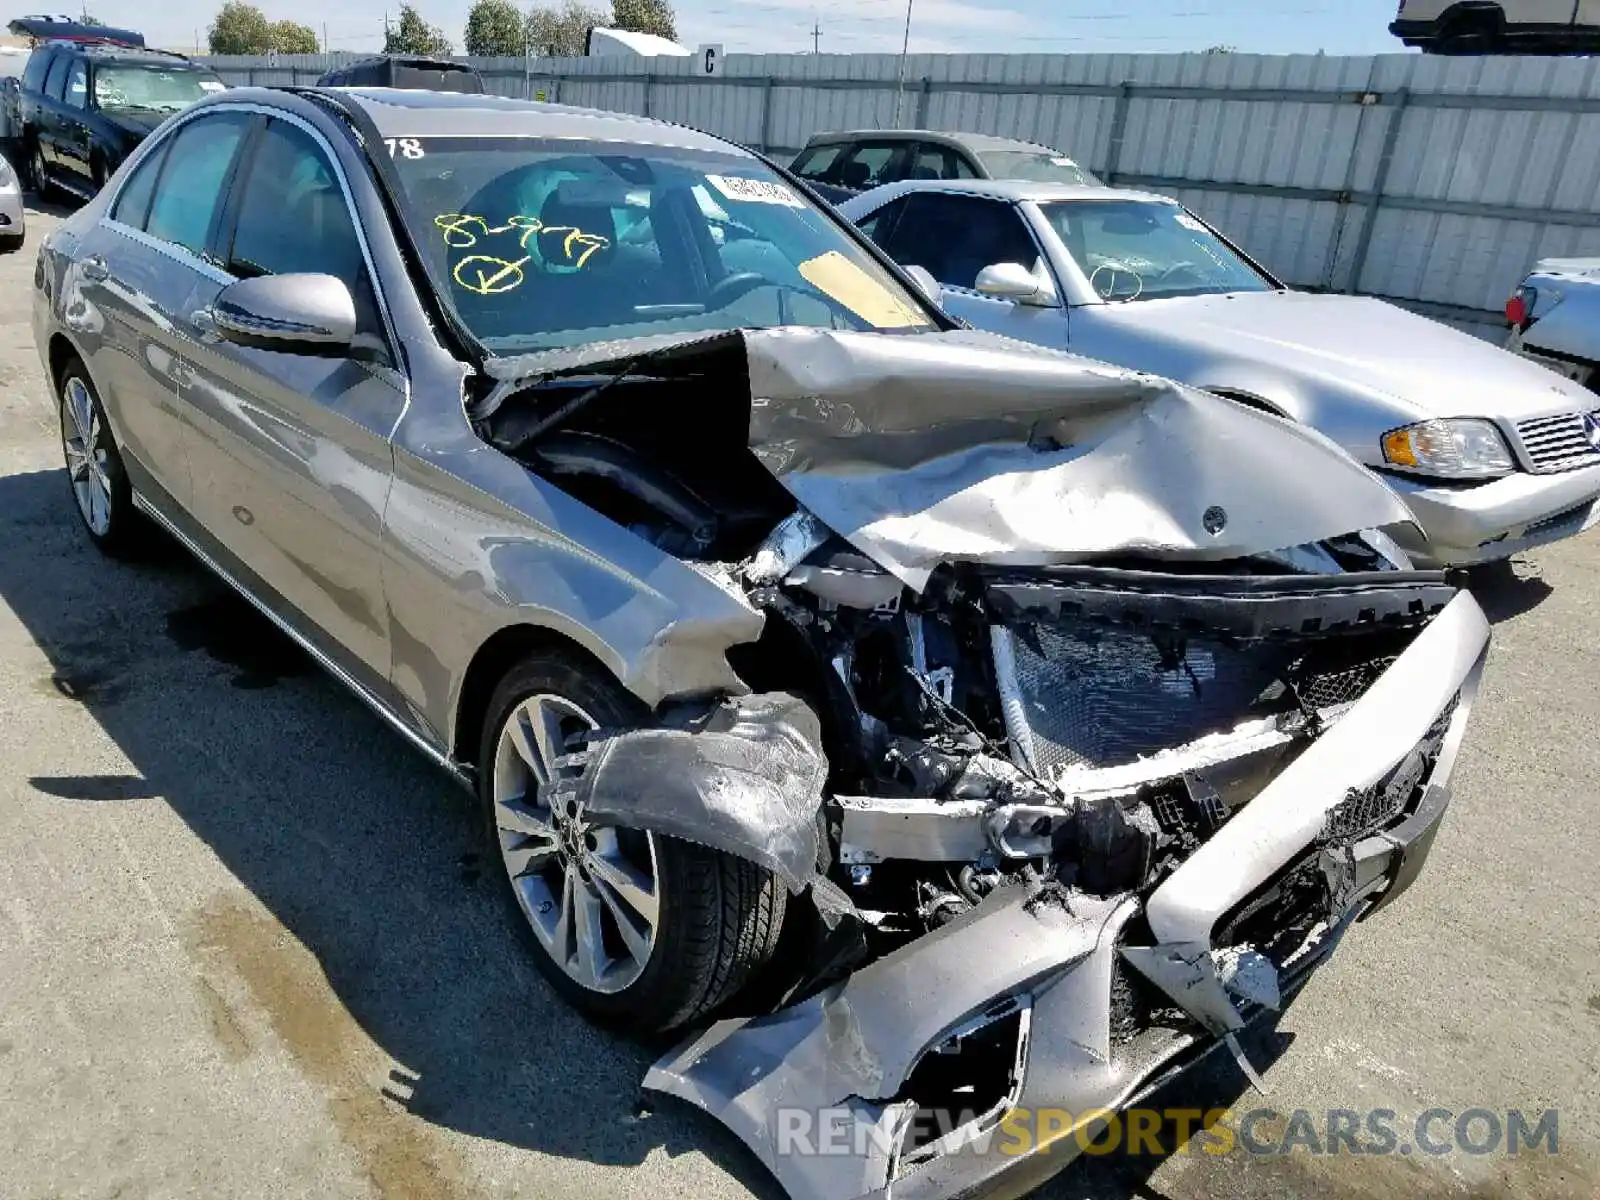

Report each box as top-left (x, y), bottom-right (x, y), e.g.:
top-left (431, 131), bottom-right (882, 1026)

top-left (1097, 291), bottom-right (1592, 422)
top-left (484, 326), bottom-right (1419, 590)
top-left (739, 327), bottom-right (1416, 588)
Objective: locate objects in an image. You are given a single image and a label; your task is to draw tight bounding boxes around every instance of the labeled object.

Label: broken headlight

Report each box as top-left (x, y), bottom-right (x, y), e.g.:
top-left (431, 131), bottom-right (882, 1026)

top-left (1380, 418), bottom-right (1513, 480)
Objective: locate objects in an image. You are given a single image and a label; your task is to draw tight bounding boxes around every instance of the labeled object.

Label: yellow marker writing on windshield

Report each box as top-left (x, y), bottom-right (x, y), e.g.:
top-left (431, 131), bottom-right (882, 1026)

top-left (453, 255), bottom-right (531, 295)
top-left (435, 213), bottom-right (544, 250)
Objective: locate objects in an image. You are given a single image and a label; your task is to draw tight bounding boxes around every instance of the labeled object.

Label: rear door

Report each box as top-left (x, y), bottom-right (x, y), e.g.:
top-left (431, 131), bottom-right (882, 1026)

top-left (77, 109), bottom-right (255, 510)
top-left (36, 53), bottom-right (70, 170)
top-left (179, 112), bottom-right (402, 691)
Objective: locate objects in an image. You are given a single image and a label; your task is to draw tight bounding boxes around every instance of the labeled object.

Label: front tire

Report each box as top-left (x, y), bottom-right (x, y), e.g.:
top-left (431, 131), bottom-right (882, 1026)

top-left (58, 359), bottom-right (141, 557)
top-left (478, 650), bottom-right (785, 1032)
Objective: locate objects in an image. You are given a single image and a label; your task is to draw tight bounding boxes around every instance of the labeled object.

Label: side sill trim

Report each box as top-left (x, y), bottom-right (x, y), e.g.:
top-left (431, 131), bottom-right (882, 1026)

top-left (131, 490), bottom-right (472, 788)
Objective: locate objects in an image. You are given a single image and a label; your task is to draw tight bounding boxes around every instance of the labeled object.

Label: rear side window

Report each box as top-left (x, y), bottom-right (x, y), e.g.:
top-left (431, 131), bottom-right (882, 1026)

top-left (791, 143), bottom-right (843, 182)
top-left (22, 50), bottom-right (52, 93)
top-left (145, 112), bottom-right (253, 256)
top-left (910, 144), bottom-right (977, 182)
top-left (835, 142), bottom-right (907, 191)
top-left (43, 54), bottom-right (71, 101)
top-left (110, 144), bottom-right (168, 230)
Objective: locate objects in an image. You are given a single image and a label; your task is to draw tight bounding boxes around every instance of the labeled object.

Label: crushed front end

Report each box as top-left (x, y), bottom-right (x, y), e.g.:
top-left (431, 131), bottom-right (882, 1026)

top-left (640, 541), bottom-right (1487, 1200)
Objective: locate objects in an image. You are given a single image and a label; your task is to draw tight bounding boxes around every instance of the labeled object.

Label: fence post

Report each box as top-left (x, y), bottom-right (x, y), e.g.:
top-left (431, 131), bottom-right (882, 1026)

top-left (759, 76), bottom-right (775, 153)
top-left (1344, 86), bottom-right (1410, 295)
top-left (914, 77), bottom-right (933, 128)
top-left (642, 74), bottom-right (653, 119)
top-left (1103, 80), bottom-right (1133, 183)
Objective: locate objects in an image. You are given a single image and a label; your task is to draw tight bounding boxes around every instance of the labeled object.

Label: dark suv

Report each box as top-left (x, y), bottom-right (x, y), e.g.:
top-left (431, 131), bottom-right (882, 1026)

top-left (17, 35), bottom-right (225, 200)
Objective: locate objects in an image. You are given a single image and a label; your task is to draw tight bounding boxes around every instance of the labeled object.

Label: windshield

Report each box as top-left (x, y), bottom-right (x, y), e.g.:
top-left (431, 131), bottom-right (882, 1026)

top-left (979, 150), bottom-right (1099, 186)
top-left (94, 65), bottom-right (223, 112)
top-left (1040, 199), bottom-right (1273, 302)
top-left (386, 136), bottom-right (936, 353)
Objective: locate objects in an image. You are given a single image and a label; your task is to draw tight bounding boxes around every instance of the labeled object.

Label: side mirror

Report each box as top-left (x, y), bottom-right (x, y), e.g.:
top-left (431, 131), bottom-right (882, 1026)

top-left (902, 264), bottom-right (943, 305)
top-left (975, 261), bottom-right (1056, 307)
top-left (213, 273), bottom-right (357, 356)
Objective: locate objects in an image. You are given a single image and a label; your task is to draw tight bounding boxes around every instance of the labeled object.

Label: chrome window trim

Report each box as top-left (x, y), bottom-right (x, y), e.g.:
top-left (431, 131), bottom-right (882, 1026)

top-left (130, 488), bottom-right (467, 785)
top-left (97, 99), bottom-right (406, 374)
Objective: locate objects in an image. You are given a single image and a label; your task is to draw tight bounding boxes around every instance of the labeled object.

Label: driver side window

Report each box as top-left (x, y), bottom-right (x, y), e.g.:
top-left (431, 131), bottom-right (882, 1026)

top-left (220, 117), bottom-right (390, 363)
top-left (880, 192), bottom-right (1041, 291)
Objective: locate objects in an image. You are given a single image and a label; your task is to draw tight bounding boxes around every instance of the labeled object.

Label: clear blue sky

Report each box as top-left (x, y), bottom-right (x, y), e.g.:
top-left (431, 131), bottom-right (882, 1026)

top-left (88, 0), bottom-right (1411, 58)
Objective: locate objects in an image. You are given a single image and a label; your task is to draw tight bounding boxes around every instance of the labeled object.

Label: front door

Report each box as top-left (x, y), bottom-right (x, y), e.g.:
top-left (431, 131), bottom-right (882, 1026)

top-left (876, 190), bottom-right (1070, 348)
top-left (178, 113), bottom-right (402, 693)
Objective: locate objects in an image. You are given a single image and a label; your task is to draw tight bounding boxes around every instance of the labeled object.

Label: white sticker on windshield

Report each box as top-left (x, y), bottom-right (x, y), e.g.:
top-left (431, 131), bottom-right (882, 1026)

top-left (1175, 212), bottom-right (1207, 231)
top-left (706, 174), bottom-right (805, 208)
top-left (1050, 157), bottom-right (1077, 167)
top-left (199, 80), bottom-right (227, 92)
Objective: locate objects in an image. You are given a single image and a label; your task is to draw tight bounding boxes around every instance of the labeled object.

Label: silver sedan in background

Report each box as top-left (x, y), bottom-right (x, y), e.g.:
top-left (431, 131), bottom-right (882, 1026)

top-left (841, 178), bottom-right (1600, 569)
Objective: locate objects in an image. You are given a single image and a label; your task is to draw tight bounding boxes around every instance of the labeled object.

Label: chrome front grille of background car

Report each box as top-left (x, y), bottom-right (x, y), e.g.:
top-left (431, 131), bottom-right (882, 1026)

top-left (1514, 411), bottom-right (1600, 473)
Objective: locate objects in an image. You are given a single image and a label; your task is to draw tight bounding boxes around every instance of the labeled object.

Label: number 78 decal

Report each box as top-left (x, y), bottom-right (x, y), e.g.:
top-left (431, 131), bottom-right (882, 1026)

top-left (385, 138), bottom-right (425, 159)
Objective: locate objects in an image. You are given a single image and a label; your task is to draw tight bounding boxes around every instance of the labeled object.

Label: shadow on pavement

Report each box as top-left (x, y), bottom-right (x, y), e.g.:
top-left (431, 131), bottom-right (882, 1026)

top-left (1457, 558), bottom-right (1553, 624)
top-left (0, 465), bottom-right (783, 1199)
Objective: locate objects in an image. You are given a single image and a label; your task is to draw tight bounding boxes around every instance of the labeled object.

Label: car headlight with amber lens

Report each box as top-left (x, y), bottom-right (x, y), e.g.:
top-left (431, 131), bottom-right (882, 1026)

top-left (1380, 419), bottom-right (1514, 480)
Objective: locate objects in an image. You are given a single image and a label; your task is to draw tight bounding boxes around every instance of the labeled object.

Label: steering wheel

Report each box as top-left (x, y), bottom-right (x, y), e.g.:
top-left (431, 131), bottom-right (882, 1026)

top-left (1089, 261), bottom-right (1145, 302)
top-left (705, 272), bottom-right (769, 309)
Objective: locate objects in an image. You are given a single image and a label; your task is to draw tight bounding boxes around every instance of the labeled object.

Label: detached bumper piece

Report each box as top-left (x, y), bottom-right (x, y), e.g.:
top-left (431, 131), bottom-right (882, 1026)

top-left (646, 594), bottom-right (1490, 1200)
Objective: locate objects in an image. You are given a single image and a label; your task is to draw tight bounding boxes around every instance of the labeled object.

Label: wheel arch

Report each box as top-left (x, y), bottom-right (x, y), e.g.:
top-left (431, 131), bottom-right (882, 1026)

top-left (451, 621), bottom-right (628, 769)
top-left (1201, 385), bottom-right (1295, 420)
top-left (47, 331), bottom-right (83, 391)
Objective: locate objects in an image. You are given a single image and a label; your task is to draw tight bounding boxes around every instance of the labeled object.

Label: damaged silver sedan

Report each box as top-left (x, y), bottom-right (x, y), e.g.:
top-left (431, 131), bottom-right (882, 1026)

top-left (33, 87), bottom-right (1489, 1200)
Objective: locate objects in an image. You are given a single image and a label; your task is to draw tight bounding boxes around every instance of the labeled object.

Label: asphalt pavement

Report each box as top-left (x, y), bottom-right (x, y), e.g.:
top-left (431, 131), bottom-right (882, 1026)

top-left (0, 201), bottom-right (1597, 1200)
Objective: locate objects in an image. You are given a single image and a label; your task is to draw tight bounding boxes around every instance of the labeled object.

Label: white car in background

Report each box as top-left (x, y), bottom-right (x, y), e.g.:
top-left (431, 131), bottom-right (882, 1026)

top-left (1391, 0), bottom-right (1600, 53)
top-left (1507, 259), bottom-right (1600, 388)
top-left (840, 178), bottom-right (1600, 569)
top-left (0, 150), bottom-right (23, 252)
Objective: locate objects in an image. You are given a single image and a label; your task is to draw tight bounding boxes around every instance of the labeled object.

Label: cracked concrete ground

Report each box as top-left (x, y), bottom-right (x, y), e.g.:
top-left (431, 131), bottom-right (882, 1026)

top-left (1, 202), bottom-right (1597, 1200)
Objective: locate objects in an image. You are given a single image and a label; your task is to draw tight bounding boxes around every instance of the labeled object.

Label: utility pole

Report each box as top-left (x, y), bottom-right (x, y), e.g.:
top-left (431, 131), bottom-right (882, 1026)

top-left (323, 22), bottom-right (329, 53)
top-left (892, 0), bottom-right (913, 128)
top-left (811, 22), bottom-right (821, 54)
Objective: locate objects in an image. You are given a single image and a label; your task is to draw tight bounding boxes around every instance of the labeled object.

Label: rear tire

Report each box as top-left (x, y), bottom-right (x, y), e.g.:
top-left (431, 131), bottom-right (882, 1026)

top-left (478, 650), bottom-right (785, 1032)
top-left (57, 357), bottom-right (143, 558)
top-left (28, 139), bottom-right (54, 201)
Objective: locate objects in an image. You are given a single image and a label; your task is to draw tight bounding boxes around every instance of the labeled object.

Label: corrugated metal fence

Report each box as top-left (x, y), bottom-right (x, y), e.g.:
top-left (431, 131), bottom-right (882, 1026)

top-left (204, 50), bottom-right (1600, 332)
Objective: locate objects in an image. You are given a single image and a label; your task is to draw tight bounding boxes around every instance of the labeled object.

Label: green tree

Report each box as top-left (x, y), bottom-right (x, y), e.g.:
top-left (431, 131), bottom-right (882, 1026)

top-left (269, 19), bottom-right (319, 53)
top-left (526, 0), bottom-right (606, 56)
top-left (385, 3), bottom-right (452, 55)
top-left (207, 1), bottom-right (274, 54)
top-left (611, 0), bottom-right (675, 42)
top-left (464, 0), bottom-right (526, 55)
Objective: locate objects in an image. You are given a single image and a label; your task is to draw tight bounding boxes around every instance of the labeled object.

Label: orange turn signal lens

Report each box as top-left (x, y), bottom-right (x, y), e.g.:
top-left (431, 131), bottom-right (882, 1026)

top-left (1381, 428), bottom-right (1418, 467)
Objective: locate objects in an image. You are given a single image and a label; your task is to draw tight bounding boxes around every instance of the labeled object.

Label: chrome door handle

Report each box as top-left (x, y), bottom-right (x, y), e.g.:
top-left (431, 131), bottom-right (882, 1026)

top-left (80, 255), bottom-right (108, 282)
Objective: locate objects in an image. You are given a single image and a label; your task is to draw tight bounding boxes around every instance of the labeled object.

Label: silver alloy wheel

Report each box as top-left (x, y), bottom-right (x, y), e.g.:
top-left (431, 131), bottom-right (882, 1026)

top-left (61, 377), bottom-right (112, 536)
top-left (492, 693), bottom-right (661, 994)
top-left (30, 144), bottom-right (45, 192)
